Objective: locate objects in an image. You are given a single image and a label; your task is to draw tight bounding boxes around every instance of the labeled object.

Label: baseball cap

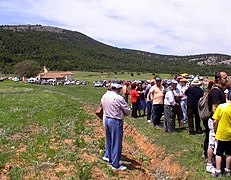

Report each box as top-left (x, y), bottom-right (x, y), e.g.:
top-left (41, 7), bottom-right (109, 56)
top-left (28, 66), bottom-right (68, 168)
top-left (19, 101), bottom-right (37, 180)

top-left (156, 77), bottom-right (161, 81)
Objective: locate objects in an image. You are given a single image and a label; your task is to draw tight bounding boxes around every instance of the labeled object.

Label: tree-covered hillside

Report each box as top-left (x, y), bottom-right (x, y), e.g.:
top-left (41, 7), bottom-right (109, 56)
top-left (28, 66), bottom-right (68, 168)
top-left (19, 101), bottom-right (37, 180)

top-left (1, 25), bottom-right (231, 76)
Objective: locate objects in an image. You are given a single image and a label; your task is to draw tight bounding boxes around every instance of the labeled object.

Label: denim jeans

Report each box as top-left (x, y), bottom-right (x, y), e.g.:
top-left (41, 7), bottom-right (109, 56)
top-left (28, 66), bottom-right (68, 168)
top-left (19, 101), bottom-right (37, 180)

top-left (105, 117), bottom-right (123, 168)
top-left (180, 100), bottom-right (187, 122)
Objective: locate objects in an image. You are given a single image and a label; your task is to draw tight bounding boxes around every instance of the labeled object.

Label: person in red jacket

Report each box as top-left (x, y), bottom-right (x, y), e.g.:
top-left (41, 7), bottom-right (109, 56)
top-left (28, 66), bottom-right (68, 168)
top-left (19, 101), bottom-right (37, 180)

top-left (130, 83), bottom-right (139, 118)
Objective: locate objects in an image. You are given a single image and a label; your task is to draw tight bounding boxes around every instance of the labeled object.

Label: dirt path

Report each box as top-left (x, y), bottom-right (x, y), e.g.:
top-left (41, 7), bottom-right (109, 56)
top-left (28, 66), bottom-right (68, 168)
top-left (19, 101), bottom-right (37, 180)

top-left (84, 105), bottom-right (187, 180)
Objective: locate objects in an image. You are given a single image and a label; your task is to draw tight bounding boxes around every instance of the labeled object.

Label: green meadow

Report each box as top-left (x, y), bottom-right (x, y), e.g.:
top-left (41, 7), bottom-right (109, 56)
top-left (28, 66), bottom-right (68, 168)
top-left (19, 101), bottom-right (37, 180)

top-left (73, 71), bottom-right (173, 81)
top-left (0, 72), bottom-right (227, 179)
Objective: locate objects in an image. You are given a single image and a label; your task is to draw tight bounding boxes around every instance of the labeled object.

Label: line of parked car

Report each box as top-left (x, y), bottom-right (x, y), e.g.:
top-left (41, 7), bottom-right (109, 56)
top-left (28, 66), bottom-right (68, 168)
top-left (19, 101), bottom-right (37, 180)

top-left (27, 78), bottom-right (88, 86)
top-left (93, 80), bottom-right (123, 87)
top-left (1, 76), bottom-right (88, 86)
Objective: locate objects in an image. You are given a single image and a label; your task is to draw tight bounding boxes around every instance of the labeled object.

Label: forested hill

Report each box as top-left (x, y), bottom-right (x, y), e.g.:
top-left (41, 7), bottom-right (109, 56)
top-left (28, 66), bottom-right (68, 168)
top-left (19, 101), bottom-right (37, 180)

top-left (1, 25), bottom-right (231, 76)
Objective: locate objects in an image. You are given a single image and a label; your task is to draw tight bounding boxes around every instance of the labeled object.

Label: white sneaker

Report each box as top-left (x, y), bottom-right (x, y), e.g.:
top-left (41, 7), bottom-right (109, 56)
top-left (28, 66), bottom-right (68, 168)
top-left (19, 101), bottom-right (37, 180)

top-left (112, 165), bottom-right (127, 171)
top-left (206, 164), bottom-right (215, 173)
top-left (147, 120), bottom-right (151, 123)
top-left (102, 157), bottom-right (109, 162)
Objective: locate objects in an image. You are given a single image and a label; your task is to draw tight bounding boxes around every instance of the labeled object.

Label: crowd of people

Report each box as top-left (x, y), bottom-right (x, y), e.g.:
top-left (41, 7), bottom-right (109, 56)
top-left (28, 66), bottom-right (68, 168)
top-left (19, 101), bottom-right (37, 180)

top-left (100, 70), bottom-right (230, 178)
top-left (123, 74), bottom-right (206, 132)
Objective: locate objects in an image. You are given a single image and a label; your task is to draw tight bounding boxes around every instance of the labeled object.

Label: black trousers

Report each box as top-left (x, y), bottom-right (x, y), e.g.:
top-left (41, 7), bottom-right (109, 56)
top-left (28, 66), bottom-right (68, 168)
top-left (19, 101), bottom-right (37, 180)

top-left (131, 102), bottom-right (138, 118)
top-left (203, 119), bottom-right (209, 158)
top-left (153, 104), bottom-right (164, 126)
top-left (187, 105), bottom-right (202, 132)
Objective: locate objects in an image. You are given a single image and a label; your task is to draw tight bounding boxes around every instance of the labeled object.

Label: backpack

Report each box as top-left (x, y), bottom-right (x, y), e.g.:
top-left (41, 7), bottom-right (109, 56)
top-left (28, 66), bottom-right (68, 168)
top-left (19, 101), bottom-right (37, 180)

top-left (198, 86), bottom-right (220, 121)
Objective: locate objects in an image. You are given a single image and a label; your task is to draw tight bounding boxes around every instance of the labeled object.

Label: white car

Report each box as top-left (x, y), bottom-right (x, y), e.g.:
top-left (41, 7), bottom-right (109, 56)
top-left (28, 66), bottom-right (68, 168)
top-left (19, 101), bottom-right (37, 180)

top-left (27, 78), bottom-right (37, 84)
top-left (94, 81), bottom-right (104, 87)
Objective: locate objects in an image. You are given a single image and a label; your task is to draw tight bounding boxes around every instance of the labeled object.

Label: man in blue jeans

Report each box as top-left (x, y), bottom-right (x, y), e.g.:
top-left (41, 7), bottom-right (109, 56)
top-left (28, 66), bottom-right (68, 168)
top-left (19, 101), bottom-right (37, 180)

top-left (101, 83), bottom-right (130, 170)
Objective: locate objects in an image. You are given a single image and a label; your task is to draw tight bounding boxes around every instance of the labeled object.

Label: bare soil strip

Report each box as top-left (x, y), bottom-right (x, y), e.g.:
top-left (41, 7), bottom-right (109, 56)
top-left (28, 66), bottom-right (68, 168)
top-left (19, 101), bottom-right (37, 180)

top-left (84, 105), bottom-right (187, 180)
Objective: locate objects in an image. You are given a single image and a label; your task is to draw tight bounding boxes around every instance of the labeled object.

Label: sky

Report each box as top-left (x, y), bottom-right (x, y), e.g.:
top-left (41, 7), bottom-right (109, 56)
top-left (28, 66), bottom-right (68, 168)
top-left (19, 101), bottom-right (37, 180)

top-left (1, 0), bottom-right (231, 56)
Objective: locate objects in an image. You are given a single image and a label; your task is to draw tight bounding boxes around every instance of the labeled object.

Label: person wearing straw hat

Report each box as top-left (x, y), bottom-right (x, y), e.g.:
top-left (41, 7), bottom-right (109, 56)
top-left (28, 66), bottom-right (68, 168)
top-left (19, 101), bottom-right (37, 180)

top-left (180, 78), bottom-right (188, 124)
top-left (172, 78), bottom-right (185, 129)
top-left (185, 77), bottom-right (204, 135)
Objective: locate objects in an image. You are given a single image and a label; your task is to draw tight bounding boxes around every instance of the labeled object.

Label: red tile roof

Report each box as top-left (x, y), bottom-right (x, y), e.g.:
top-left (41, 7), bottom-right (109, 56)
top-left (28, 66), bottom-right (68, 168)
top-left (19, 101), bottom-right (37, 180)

top-left (41, 73), bottom-right (64, 79)
top-left (61, 71), bottom-right (74, 75)
top-left (40, 71), bottom-right (74, 79)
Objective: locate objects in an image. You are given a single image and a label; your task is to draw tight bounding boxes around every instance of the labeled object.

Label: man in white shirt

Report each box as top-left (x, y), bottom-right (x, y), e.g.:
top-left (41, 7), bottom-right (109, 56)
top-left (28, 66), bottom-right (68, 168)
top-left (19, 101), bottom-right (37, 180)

top-left (164, 81), bottom-right (177, 132)
top-left (101, 83), bottom-right (130, 171)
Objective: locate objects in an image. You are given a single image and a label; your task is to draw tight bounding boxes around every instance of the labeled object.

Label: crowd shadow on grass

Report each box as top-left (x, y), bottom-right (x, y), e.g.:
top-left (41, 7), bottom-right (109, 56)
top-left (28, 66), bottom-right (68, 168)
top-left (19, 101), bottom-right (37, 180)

top-left (174, 127), bottom-right (187, 132)
top-left (158, 120), bottom-right (188, 133)
top-left (121, 154), bottom-right (145, 171)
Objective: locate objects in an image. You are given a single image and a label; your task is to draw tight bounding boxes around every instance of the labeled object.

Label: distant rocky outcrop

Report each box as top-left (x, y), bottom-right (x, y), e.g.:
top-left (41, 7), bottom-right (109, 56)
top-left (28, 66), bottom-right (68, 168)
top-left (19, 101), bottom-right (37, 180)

top-left (189, 55), bottom-right (231, 66)
top-left (1, 24), bottom-right (63, 33)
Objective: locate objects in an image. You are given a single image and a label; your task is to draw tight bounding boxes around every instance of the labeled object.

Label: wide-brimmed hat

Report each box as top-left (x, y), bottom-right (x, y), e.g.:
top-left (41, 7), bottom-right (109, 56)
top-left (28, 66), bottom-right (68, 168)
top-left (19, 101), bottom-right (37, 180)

top-left (191, 78), bottom-right (201, 86)
top-left (180, 78), bottom-right (188, 83)
top-left (150, 79), bottom-right (155, 83)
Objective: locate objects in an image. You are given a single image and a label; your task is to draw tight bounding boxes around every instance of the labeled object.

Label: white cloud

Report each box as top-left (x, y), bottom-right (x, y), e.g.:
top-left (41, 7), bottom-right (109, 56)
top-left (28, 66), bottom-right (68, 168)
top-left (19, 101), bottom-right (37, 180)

top-left (1, 0), bottom-right (231, 55)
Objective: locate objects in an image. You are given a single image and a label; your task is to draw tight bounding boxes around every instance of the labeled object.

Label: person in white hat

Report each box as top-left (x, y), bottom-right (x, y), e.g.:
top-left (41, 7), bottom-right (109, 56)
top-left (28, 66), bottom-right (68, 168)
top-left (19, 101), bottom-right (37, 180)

top-left (171, 79), bottom-right (185, 129)
top-left (185, 78), bottom-right (204, 135)
top-left (101, 83), bottom-right (131, 170)
top-left (179, 78), bottom-right (189, 124)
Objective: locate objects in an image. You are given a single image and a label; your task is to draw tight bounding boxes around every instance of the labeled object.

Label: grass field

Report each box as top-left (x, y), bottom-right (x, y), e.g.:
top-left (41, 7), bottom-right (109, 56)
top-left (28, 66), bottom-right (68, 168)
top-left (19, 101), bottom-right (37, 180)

top-left (0, 73), bottom-right (228, 179)
top-left (73, 71), bottom-right (173, 82)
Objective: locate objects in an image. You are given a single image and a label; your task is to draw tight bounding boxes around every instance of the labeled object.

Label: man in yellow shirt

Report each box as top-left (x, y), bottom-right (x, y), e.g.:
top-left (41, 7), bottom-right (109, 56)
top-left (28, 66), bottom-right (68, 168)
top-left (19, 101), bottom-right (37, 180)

top-left (212, 90), bottom-right (231, 177)
top-left (147, 77), bottom-right (165, 128)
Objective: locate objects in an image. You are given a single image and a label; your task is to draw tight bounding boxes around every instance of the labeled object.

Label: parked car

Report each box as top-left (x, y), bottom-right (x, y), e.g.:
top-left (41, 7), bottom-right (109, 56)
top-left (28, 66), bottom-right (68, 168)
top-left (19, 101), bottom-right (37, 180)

top-left (27, 78), bottom-right (37, 84)
top-left (82, 81), bottom-right (87, 85)
top-left (12, 77), bottom-right (21, 82)
top-left (76, 80), bottom-right (82, 85)
top-left (94, 81), bottom-right (104, 87)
